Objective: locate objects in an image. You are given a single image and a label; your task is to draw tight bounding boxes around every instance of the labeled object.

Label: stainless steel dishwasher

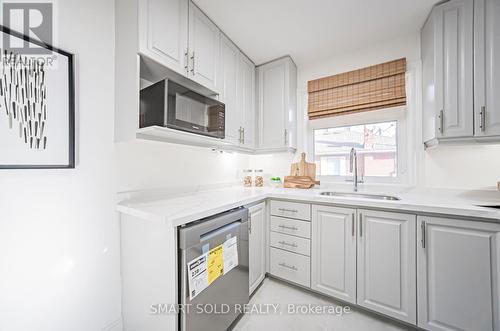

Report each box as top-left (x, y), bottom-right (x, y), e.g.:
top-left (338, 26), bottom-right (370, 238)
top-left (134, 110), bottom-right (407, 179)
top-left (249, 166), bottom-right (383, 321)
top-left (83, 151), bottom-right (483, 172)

top-left (178, 207), bottom-right (249, 331)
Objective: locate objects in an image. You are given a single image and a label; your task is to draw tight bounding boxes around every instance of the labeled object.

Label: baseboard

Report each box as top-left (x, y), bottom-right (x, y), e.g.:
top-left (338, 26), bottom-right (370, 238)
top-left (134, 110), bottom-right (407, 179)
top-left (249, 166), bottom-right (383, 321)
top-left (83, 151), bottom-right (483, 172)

top-left (101, 318), bottom-right (123, 331)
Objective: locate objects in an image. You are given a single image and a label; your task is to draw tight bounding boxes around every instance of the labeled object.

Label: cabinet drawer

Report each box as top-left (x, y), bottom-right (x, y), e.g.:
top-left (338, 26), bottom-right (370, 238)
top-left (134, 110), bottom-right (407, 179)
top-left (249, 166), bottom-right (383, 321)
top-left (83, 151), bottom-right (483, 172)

top-left (270, 232), bottom-right (310, 256)
top-left (270, 200), bottom-right (311, 221)
top-left (269, 247), bottom-right (310, 288)
top-left (270, 216), bottom-right (310, 238)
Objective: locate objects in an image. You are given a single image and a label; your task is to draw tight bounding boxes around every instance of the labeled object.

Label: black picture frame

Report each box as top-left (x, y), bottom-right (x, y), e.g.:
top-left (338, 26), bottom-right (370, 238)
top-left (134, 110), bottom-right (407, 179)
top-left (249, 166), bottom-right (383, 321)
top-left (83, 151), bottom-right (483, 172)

top-left (0, 25), bottom-right (75, 169)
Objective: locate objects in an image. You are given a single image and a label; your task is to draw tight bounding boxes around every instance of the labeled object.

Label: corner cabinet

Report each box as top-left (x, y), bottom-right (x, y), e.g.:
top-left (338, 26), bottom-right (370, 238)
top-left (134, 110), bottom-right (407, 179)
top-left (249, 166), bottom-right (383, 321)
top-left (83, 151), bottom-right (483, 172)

top-left (311, 205), bottom-right (357, 304)
top-left (357, 210), bottom-right (416, 324)
top-left (256, 56), bottom-right (297, 152)
top-left (248, 202), bottom-right (266, 294)
top-left (421, 0), bottom-right (500, 146)
top-left (417, 216), bottom-right (500, 331)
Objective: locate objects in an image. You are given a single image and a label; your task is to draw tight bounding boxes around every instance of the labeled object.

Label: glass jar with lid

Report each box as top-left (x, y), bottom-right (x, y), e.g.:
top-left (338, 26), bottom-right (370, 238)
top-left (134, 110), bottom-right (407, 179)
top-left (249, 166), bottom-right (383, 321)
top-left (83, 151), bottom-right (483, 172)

top-left (242, 169), bottom-right (253, 187)
top-left (254, 169), bottom-right (264, 187)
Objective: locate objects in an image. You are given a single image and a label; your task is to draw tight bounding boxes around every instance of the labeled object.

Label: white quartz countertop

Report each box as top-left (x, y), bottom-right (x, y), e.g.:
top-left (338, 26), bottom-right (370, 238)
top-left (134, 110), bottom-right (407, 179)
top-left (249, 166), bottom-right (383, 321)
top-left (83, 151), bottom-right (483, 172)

top-left (117, 185), bottom-right (500, 226)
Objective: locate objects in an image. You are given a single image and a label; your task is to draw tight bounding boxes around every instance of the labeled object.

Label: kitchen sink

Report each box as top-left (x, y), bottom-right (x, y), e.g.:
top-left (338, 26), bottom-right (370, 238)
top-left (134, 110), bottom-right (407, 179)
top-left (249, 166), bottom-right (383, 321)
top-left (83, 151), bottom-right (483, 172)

top-left (319, 191), bottom-right (401, 201)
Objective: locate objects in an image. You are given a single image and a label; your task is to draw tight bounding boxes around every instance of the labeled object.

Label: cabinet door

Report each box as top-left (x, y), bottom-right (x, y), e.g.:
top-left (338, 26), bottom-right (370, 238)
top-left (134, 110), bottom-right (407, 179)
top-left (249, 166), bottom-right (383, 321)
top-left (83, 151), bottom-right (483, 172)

top-left (248, 202), bottom-right (266, 294)
top-left (257, 61), bottom-right (286, 149)
top-left (434, 0), bottom-right (473, 138)
top-left (238, 53), bottom-right (256, 148)
top-left (417, 216), bottom-right (500, 331)
top-left (285, 61), bottom-right (297, 149)
top-left (311, 205), bottom-right (356, 304)
top-left (188, 2), bottom-right (219, 92)
top-left (474, 0), bottom-right (500, 137)
top-left (357, 210), bottom-right (416, 324)
top-left (138, 0), bottom-right (188, 75)
top-left (219, 34), bottom-right (240, 143)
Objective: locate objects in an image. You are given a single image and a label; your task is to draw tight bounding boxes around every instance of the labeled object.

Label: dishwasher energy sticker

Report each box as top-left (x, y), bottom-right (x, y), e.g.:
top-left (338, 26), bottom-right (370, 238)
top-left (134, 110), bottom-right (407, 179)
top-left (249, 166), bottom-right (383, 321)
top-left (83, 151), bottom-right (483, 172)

top-left (223, 236), bottom-right (238, 275)
top-left (187, 237), bottom-right (239, 300)
top-left (207, 244), bottom-right (224, 284)
top-left (187, 253), bottom-right (208, 300)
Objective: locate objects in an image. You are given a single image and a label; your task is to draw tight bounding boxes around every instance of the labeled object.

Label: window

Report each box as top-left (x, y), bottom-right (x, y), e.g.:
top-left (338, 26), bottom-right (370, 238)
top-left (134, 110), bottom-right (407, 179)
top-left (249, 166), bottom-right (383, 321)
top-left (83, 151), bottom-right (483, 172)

top-left (313, 121), bottom-right (397, 178)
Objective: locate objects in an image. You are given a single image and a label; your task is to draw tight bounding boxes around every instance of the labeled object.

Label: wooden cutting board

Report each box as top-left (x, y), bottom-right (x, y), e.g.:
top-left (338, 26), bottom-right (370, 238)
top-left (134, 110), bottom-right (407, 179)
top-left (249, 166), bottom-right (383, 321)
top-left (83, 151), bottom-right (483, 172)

top-left (285, 153), bottom-right (320, 189)
top-left (290, 152), bottom-right (316, 180)
top-left (284, 176), bottom-right (320, 189)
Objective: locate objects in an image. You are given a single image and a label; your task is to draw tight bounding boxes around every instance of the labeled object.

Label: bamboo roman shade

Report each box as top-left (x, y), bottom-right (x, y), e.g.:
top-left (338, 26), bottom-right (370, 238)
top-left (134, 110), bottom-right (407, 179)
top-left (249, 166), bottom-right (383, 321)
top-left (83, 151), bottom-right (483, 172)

top-left (307, 58), bottom-right (406, 119)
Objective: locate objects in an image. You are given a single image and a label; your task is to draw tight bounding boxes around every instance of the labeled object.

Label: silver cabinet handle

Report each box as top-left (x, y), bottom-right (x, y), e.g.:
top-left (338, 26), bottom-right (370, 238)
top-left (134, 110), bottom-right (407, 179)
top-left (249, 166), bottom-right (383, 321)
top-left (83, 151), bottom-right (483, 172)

top-left (238, 127), bottom-right (242, 144)
top-left (184, 49), bottom-right (189, 72)
top-left (359, 213), bottom-right (363, 237)
top-left (278, 208), bottom-right (298, 213)
top-left (190, 52), bottom-right (195, 74)
top-left (278, 262), bottom-right (297, 271)
top-left (421, 221), bottom-right (426, 249)
top-left (480, 106), bottom-right (486, 132)
top-left (284, 129), bottom-right (288, 145)
top-left (242, 127), bottom-right (245, 144)
top-left (351, 213), bottom-right (355, 237)
top-left (278, 241), bottom-right (298, 248)
top-left (248, 216), bottom-right (252, 234)
top-left (438, 109), bottom-right (444, 134)
top-left (278, 224), bottom-right (298, 231)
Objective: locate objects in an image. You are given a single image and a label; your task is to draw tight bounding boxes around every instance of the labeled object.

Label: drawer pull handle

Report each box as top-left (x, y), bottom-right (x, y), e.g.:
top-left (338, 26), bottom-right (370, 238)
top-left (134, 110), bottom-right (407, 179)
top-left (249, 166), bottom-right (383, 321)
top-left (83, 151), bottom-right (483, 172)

top-left (278, 241), bottom-right (298, 248)
top-left (278, 225), bottom-right (298, 231)
top-left (278, 208), bottom-right (298, 213)
top-left (278, 262), bottom-right (298, 271)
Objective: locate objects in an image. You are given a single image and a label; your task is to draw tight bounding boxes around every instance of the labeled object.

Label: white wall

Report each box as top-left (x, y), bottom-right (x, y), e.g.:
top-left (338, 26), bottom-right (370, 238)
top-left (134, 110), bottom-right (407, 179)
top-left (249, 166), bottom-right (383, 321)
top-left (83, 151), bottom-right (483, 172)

top-left (0, 1), bottom-right (122, 331)
top-left (251, 34), bottom-right (500, 190)
top-left (115, 140), bottom-right (249, 192)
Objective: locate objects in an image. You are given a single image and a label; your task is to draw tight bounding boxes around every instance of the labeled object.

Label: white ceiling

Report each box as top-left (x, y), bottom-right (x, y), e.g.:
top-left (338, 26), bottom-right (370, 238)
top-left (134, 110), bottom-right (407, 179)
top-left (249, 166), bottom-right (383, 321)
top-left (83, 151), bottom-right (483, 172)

top-left (193, 0), bottom-right (439, 66)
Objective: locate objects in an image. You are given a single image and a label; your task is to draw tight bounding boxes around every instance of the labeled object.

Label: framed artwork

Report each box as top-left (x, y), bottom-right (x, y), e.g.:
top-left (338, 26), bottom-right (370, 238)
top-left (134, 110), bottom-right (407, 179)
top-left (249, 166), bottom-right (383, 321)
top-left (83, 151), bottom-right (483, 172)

top-left (0, 25), bottom-right (75, 169)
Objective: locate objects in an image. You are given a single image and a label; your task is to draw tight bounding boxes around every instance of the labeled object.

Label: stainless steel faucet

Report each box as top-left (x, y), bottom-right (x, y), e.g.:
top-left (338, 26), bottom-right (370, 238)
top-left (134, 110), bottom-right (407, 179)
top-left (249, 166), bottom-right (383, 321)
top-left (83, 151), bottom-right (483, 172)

top-left (348, 148), bottom-right (363, 192)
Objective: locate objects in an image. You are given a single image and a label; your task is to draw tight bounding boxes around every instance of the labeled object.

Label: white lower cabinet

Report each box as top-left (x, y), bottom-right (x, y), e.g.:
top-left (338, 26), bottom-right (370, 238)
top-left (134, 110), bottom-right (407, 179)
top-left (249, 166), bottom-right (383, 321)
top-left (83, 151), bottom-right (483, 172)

top-left (269, 247), bottom-right (310, 288)
top-left (311, 205), bottom-right (357, 304)
top-left (417, 216), bottom-right (500, 331)
top-left (357, 210), bottom-right (416, 324)
top-left (248, 202), bottom-right (266, 295)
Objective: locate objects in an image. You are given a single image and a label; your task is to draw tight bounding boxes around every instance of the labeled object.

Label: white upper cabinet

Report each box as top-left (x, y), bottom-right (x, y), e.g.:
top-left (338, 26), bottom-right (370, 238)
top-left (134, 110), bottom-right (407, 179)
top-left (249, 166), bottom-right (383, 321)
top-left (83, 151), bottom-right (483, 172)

top-left (188, 2), bottom-right (220, 92)
top-left (138, 0), bottom-right (188, 76)
top-left (311, 205), bottom-right (357, 304)
top-left (422, 0), bottom-right (500, 146)
top-left (356, 210), bottom-right (416, 324)
top-left (417, 216), bottom-right (500, 331)
top-left (219, 34), bottom-right (256, 148)
top-left (256, 56), bottom-right (297, 151)
top-left (436, 0), bottom-right (474, 138)
top-left (432, 0), bottom-right (474, 139)
top-left (238, 53), bottom-right (256, 148)
top-left (218, 34), bottom-right (240, 144)
top-left (474, 0), bottom-right (500, 137)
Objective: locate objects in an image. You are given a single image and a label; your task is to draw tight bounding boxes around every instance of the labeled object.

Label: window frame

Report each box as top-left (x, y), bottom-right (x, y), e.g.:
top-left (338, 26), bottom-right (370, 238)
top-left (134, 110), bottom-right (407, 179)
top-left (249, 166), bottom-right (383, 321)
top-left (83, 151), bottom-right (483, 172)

top-left (308, 106), bottom-right (409, 185)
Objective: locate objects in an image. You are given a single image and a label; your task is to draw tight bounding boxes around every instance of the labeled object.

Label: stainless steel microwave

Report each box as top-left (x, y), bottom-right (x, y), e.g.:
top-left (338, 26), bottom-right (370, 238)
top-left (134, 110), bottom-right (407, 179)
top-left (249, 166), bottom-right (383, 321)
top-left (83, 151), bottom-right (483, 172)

top-left (139, 80), bottom-right (225, 139)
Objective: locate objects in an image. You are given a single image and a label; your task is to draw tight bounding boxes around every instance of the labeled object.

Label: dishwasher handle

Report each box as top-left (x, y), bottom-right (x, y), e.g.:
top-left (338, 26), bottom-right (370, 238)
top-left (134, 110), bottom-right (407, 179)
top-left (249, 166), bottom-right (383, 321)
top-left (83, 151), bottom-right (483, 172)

top-left (178, 208), bottom-right (248, 249)
top-left (200, 221), bottom-right (241, 242)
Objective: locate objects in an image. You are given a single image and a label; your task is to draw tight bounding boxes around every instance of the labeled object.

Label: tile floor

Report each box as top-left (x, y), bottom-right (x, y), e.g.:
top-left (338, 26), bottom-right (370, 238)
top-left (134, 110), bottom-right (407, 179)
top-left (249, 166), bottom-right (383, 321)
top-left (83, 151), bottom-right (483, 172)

top-left (233, 278), bottom-right (415, 331)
